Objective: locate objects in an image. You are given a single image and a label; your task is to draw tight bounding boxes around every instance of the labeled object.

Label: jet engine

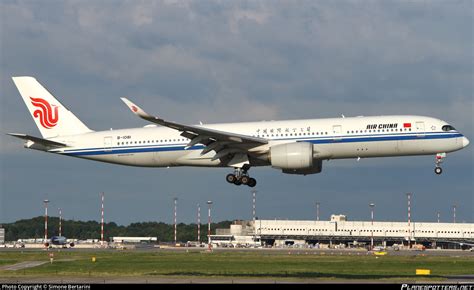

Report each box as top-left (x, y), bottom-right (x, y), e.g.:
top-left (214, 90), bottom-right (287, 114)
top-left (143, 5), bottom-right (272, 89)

top-left (270, 142), bottom-right (323, 175)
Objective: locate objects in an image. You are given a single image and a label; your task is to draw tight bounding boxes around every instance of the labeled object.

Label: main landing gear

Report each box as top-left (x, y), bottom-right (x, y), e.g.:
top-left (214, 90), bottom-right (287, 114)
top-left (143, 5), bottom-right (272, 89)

top-left (434, 153), bottom-right (446, 175)
top-left (226, 166), bottom-right (257, 187)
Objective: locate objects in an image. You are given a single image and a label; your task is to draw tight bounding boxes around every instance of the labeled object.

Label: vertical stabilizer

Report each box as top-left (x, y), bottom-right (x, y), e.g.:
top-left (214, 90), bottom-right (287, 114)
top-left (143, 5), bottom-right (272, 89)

top-left (12, 76), bottom-right (93, 138)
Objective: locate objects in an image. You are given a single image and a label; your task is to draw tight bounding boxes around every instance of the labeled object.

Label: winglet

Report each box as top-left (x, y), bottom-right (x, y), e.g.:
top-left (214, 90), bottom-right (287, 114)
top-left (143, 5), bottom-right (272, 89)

top-left (120, 97), bottom-right (155, 120)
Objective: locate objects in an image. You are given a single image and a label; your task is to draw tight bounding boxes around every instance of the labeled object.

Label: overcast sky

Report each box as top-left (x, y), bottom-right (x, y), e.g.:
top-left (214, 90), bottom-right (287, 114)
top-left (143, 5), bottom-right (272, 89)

top-left (1, 0), bottom-right (472, 227)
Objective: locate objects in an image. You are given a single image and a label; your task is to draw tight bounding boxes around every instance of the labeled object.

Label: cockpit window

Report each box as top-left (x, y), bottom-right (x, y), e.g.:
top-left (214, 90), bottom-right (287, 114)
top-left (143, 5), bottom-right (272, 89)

top-left (442, 125), bottom-right (456, 131)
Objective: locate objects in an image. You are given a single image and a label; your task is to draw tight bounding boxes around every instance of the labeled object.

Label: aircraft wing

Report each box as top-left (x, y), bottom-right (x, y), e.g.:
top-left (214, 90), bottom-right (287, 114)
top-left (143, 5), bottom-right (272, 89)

top-left (121, 98), bottom-right (268, 162)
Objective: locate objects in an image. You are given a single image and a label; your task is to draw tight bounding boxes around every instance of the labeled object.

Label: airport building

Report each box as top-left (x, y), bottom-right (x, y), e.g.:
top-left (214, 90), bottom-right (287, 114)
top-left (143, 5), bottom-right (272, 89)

top-left (0, 227), bottom-right (4, 244)
top-left (111, 237), bottom-right (157, 244)
top-left (212, 216), bottom-right (474, 249)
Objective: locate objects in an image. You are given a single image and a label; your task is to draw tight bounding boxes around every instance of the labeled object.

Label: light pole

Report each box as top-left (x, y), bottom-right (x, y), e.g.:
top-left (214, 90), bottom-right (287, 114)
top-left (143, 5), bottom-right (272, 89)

top-left (44, 199), bottom-right (49, 246)
top-left (369, 203), bottom-right (375, 250)
top-left (58, 208), bottom-right (62, 237)
top-left (251, 189), bottom-right (257, 245)
top-left (406, 193), bottom-right (412, 248)
top-left (316, 202), bottom-right (320, 221)
top-left (173, 197), bottom-right (178, 245)
top-left (197, 203), bottom-right (201, 244)
top-left (207, 200), bottom-right (213, 251)
top-left (453, 205), bottom-right (457, 223)
top-left (100, 192), bottom-right (105, 246)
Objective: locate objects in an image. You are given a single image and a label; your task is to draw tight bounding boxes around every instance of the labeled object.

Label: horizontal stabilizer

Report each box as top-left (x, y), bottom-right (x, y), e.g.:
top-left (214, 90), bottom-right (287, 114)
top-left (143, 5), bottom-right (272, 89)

top-left (7, 133), bottom-right (67, 148)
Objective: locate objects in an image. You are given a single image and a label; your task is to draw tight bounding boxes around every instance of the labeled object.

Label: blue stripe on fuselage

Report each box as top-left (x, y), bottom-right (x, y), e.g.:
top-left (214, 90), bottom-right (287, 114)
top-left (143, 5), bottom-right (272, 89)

top-left (60, 132), bottom-right (463, 157)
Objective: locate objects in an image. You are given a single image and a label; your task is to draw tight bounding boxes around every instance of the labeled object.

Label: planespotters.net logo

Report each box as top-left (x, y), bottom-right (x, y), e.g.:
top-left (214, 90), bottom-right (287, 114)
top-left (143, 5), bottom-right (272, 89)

top-left (30, 97), bottom-right (59, 129)
top-left (402, 285), bottom-right (474, 290)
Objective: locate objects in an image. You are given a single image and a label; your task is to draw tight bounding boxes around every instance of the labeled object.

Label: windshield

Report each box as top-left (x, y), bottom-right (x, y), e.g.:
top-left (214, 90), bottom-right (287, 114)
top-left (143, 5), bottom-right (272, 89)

top-left (442, 125), bottom-right (456, 131)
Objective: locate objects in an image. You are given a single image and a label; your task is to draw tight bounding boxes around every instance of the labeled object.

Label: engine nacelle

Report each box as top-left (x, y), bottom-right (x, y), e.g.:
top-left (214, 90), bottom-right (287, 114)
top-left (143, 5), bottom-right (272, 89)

top-left (282, 160), bottom-right (322, 175)
top-left (270, 142), bottom-right (313, 170)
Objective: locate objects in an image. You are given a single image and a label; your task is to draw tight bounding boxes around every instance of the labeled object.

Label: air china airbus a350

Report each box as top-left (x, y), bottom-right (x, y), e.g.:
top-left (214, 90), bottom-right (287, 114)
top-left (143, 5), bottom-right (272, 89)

top-left (9, 77), bottom-right (470, 187)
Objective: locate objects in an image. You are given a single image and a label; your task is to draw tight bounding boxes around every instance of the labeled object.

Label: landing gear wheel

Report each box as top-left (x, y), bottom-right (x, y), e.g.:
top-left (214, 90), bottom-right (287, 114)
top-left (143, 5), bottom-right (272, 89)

top-left (226, 165), bottom-right (255, 186)
top-left (434, 153), bottom-right (446, 175)
top-left (241, 176), bottom-right (250, 185)
top-left (226, 174), bottom-right (237, 184)
top-left (248, 178), bottom-right (257, 188)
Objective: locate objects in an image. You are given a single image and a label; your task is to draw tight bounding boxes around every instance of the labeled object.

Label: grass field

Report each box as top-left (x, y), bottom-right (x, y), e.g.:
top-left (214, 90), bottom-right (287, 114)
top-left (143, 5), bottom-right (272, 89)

top-left (0, 250), bottom-right (473, 281)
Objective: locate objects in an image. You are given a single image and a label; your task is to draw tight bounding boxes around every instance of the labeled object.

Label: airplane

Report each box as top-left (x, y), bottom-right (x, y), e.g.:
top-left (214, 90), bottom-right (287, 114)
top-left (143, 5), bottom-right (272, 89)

top-left (46, 236), bottom-right (75, 248)
top-left (8, 76), bottom-right (470, 187)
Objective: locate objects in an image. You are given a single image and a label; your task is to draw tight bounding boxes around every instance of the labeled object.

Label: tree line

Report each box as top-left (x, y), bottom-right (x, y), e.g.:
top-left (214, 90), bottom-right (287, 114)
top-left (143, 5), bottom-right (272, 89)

top-left (2, 216), bottom-right (232, 243)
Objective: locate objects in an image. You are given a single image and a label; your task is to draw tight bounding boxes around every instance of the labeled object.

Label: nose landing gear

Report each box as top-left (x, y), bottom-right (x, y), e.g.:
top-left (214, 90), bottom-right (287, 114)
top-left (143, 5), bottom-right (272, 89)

top-left (434, 153), bottom-right (446, 175)
top-left (225, 166), bottom-right (257, 187)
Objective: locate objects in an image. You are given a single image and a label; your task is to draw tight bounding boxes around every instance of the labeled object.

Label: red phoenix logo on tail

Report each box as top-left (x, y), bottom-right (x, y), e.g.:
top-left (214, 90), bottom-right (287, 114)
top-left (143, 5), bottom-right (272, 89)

top-left (30, 97), bottom-right (59, 129)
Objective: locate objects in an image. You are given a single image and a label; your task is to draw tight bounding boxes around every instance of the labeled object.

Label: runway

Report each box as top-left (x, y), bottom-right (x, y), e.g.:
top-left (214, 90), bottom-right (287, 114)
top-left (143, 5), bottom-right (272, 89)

top-left (0, 246), bottom-right (473, 257)
top-left (0, 261), bottom-right (47, 271)
top-left (1, 275), bottom-right (474, 284)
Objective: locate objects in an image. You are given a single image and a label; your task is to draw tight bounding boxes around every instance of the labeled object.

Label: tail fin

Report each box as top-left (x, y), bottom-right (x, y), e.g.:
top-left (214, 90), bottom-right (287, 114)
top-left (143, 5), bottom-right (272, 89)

top-left (12, 76), bottom-right (93, 138)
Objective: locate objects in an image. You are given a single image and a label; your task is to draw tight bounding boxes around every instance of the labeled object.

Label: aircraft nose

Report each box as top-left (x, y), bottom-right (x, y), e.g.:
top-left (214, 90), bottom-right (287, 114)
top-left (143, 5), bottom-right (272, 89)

top-left (462, 136), bottom-right (470, 148)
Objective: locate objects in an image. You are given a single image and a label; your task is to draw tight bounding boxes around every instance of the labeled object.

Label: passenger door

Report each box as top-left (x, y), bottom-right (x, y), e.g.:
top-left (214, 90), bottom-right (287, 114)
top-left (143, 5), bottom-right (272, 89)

top-left (103, 136), bottom-right (113, 151)
top-left (416, 122), bottom-right (425, 138)
top-left (332, 125), bottom-right (342, 141)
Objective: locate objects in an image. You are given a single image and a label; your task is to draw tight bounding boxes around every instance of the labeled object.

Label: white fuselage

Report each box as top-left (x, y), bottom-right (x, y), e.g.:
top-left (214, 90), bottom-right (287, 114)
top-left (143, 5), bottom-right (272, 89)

top-left (45, 115), bottom-right (467, 168)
